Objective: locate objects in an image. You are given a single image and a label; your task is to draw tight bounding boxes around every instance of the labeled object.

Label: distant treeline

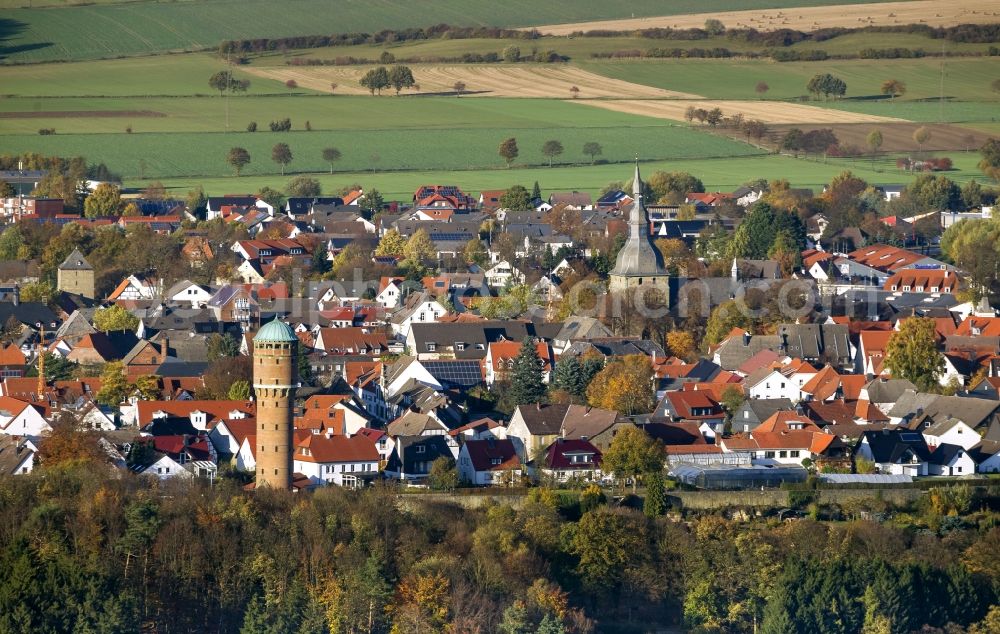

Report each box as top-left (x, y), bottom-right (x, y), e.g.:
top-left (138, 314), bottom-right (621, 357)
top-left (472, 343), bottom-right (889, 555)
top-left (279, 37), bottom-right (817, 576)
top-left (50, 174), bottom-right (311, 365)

top-left (287, 50), bottom-right (566, 66)
top-left (220, 21), bottom-right (1000, 62)
top-left (573, 22), bottom-right (1000, 45)
top-left (219, 24), bottom-right (541, 55)
top-left (590, 46), bottom-right (977, 62)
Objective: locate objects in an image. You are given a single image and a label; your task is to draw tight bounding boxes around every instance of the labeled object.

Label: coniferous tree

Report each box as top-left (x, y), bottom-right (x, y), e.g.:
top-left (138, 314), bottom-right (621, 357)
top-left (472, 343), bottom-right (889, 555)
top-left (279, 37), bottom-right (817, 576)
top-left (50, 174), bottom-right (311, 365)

top-left (510, 338), bottom-right (546, 404)
top-left (643, 472), bottom-right (667, 517)
top-left (551, 356), bottom-right (584, 398)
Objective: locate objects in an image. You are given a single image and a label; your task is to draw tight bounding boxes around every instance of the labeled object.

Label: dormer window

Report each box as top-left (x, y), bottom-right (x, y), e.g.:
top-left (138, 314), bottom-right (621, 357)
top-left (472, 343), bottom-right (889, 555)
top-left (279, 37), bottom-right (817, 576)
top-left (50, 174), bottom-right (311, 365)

top-left (426, 342), bottom-right (436, 352)
top-left (455, 342), bottom-right (465, 351)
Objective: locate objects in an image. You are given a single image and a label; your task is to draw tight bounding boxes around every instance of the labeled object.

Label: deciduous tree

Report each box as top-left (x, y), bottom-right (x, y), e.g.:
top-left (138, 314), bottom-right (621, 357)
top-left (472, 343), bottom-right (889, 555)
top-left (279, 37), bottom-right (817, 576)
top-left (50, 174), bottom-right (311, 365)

top-left (586, 355), bottom-right (655, 416)
top-left (389, 65), bottom-right (416, 95)
top-left (271, 143), bottom-right (293, 175)
top-left (321, 147), bottom-right (341, 174)
top-left (666, 330), bottom-right (696, 360)
top-left (499, 137), bottom-right (519, 168)
top-left (93, 304), bottom-right (139, 332)
top-left (866, 129), bottom-right (883, 164)
top-left (498, 184), bottom-right (532, 210)
top-left (83, 182), bottom-right (122, 218)
top-left (374, 228), bottom-right (407, 257)
top-left (541, 140), bottom-right (564, 167)
top-left (227, 147), bottom-right (251, 176)
top-left (582, 141), bottom-right (602, 164)
top-left (360, 66), bottom-right (390, 95)
top-left (880, 79), bottom-right (906, 100)
top-left (96, 361), bottom-right (129, 407)
top-left (885, 317), bottom-right (944, 392)
top-left (601, 425), bottom-right (663, 493)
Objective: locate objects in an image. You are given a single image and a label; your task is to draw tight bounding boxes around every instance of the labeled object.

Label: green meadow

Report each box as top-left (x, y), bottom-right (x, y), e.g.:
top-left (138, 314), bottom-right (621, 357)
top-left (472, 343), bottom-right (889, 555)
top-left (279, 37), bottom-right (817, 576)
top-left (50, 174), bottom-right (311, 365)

top-left (0, 0), bottom-right (901, 63)
top-left (129, 152), bottom-right (988, 202)
top-left (0, 115), bottom-right (764, 178)
top-left (576, 57), bottom-right (1000, 103)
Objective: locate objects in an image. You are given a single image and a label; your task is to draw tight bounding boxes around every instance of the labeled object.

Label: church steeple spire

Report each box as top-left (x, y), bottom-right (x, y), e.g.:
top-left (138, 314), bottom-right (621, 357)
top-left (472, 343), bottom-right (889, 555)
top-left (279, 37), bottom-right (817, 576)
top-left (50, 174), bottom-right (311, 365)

top-left (632, 159), bottom-right (642, 198)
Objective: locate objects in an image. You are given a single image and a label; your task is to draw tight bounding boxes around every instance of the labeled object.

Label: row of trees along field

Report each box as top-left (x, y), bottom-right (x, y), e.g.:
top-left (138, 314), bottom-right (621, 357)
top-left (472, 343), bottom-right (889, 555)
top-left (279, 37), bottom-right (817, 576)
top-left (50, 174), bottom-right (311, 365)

top-left (221, 138), bottom-right (605, 176)
top-left (2, 450), bottom-right (1000, 633)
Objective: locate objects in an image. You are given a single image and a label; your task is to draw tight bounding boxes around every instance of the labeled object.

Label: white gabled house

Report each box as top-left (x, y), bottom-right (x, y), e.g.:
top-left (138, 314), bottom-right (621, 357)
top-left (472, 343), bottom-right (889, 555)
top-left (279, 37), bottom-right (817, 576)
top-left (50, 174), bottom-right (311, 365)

top-left (293, 433), bottom-right (381, 488)
top-left (0, 397), bottom-right (50, 438)
top-left (458, 438), bottom-right (522, 486)
top-left (485, 260), bottom-right (525, 289)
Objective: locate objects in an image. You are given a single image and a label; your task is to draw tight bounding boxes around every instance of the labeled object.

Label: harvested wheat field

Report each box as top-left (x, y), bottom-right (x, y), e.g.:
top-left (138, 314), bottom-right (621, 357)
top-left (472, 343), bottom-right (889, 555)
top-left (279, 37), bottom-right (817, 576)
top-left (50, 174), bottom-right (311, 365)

top-left (534, 0), bottom-right (999, 35)
top-left (242, 64), bottom-right (700, 99)
top-left (578, 99), bottom-right (904, 125)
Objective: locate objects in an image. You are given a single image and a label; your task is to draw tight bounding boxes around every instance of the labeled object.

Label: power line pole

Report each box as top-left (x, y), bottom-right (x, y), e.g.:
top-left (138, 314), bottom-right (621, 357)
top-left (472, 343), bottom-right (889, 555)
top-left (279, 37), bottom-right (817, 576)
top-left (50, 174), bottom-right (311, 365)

top-left (225, 48), bottom-right (231, 133)
top-left (939, 39), bottom-right (946, 124)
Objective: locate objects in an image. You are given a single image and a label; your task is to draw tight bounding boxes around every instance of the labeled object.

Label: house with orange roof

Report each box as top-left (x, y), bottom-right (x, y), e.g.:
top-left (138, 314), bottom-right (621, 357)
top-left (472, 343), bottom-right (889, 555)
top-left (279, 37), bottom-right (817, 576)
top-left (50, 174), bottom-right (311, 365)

top-left (108, 274), bottom-right (162, 301)
top-left (132, 399), bottom-right (254, 430)
top-left (313, 327), bottom-right (387, 356)
top-left (858, 330), bottom-right (893, 376)
top-left (293, 433), bottom-right (380, 488)
top-left (884, 268), bottom-right (960, 294)
top-left (412, 185), bottom-right (475, 210)
top-left (483, 340), bottom-right (554, 386)
top-left (479, 190), bottom-right (506, 212)
top-left (0, 344), bottom-right (27, 378)
top-left (660, 390), bottom-right (726, 436)
top-left (376, 276), bottom-right (406, 309)
top-left (718, 412), bottom-right (847, 466)
top-left (0, 396), bottom-right (50, 437)
top-left (301, 393), bottom-right (373, 435)
top-left (839, 244), bottom-right (949, 285)
top-left (956, 316), bottom-right (1000, 338)
top-left (798, 365), bottom-right (867, 403)
top-left (411, 208), bottom-right (455, 222)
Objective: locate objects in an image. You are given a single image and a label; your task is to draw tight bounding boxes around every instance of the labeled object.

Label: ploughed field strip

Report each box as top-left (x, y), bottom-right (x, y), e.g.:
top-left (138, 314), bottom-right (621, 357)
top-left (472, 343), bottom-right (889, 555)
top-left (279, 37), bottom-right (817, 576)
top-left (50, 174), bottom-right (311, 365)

top-left (240, 64), bottom-right (701, 99)
top-left (532, 0), bottom-right (1000, 35)
top-left (577, 99), bottom-right (905, 125)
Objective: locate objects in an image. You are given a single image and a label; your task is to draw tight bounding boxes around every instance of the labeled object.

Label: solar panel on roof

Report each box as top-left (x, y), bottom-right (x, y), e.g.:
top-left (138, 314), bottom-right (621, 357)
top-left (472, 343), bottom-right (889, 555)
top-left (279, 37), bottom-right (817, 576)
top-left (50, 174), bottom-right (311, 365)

top-left (900, 432), bottom-right (923, 442)
top-left (423, 360), bottom-right (482, 387)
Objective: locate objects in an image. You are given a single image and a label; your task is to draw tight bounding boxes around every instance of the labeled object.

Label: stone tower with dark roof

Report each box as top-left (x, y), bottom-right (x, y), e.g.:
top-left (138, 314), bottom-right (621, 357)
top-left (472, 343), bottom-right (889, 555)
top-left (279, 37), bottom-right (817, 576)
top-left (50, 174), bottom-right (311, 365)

top-left (253, 317), bottom-right (299, 490)
top-left (57, 248), bottom-right (95, 299)
top-left (608, 163), bottom-right (670, 295)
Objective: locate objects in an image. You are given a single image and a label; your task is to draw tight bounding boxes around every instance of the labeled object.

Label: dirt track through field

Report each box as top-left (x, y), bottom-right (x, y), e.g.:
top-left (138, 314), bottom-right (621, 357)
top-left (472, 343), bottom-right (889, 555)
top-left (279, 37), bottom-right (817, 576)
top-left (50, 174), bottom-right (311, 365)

top-left (242, 64), bottom-right (701, 99)
top-left (532, 0), bottom-right (1000, 35)
top-left (577, 99), bottom-right (904, 124)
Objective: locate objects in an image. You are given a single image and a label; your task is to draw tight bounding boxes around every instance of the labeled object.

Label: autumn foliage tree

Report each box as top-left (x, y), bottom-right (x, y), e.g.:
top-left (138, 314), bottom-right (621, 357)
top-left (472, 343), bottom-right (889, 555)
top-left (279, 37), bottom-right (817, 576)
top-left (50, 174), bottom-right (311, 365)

top-left (600, 425), bottom-right (664, 493)
top-left (885, 317), bottom-right (944, 392)
top-left (586, 354), bottom-right (655, 416)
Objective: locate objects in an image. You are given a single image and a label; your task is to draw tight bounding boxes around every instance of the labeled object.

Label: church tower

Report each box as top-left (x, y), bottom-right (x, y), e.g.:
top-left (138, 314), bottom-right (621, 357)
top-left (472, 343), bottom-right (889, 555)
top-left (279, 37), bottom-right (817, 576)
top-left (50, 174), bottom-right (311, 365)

top-left (608, 163), bottom-right (671, 295)
top-left (57, 248), bottom-right (95, 299)
top-left (253, 317), bottom-right (299, 490)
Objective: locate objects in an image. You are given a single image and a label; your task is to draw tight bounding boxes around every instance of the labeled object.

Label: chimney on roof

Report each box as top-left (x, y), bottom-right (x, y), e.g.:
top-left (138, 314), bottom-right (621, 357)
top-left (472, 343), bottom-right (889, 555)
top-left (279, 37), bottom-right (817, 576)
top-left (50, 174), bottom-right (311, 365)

top-left (743, 332), bottom-right (751, 346)
top-left (12, 284), bottom-right (19, 307)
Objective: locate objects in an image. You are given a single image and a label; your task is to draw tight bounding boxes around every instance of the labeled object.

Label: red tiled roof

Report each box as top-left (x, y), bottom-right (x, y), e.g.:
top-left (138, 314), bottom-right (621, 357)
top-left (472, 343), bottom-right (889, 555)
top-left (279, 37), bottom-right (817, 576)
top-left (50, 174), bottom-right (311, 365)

top-left (294, 434), bottom-right (379, 463)
top-left (463, 438), bottom-right (520, 472)
top-left (847, 244), bottom-right (925, 273)
top-left (545, 439), bottom-right (602, 470)
top-left (884, 269), bottom-right (959, 294)
top-left (136, 400), bottom-right (254, 426)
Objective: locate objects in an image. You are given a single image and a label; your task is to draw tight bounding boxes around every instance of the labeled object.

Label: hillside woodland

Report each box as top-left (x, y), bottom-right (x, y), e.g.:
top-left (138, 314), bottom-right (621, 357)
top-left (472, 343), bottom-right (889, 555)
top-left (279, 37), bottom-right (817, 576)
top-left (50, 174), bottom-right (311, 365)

top-left (1, 458), bottom-right (1000, 634)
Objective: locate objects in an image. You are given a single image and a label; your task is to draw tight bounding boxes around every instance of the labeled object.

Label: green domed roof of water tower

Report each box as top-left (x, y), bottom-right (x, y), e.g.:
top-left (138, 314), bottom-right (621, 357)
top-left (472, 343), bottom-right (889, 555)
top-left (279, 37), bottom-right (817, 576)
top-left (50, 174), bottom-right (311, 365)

top-left (254, 317), bottom-right (298, 343)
